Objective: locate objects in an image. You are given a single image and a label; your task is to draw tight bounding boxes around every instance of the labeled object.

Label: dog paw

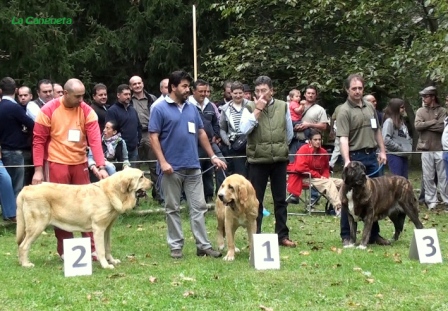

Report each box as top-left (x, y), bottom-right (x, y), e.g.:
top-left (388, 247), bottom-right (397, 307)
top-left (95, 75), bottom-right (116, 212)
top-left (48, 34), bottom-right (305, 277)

top-left (235, 247), bottom-right (240, 253)
top-left (223, 254), bottom-right (235, 261)
top-left (356, 245), bottom-right (367, 250)
top-left (108, 258), bottom-right (121, 265)
top-left (102, 264), bottom-right (115, 269)
top-left (343, 243), bottom-right (355, 248)
top-left (218, 244), bottom-right (225, 251)
top-left (21, 262), bottom-right (35, 268)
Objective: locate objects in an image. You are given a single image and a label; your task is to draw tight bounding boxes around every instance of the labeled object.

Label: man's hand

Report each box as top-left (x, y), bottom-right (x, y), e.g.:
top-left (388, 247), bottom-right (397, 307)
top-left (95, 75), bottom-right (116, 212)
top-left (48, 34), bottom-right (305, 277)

top-left (343, 160), bottom-right (351, 168)
top-left (211, 157), bottom-right (227, 171)
top-left (32, 171), bottom-right (44, 185)
top-left (377, 151), bottom-right (387, 165)
top-left (254, 95), bottom-right (267, 111)
top-left (98, 168), bottom-right (109, 179)
top-left (160, 161), bottom-right (174, 175)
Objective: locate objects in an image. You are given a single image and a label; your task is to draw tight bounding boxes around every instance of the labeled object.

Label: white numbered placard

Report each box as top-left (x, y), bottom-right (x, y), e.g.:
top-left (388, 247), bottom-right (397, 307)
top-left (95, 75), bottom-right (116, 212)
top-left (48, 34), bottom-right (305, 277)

top-left (250, 234), bottom-right (280, 270)
top-left (409, 229), bottom-right (443, 264)
top-left (63, 238), bottom-right (92, 277)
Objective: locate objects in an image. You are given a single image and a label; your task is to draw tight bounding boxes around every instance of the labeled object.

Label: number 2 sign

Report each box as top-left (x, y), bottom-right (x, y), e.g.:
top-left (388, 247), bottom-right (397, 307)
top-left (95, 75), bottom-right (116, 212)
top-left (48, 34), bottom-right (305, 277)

top-left (409, 229), bottom-right (443, 264)
top-left (63, 238), bottom-right (92, 277)
top-left (250, 234), bottom-right (280, 270)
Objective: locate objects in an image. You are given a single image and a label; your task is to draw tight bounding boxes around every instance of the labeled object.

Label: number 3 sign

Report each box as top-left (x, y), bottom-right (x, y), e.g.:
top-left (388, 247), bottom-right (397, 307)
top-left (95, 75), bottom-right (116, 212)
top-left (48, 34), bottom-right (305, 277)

top-left (63, 238), bottom-right (93, 277)
top-left (250, 234), bottom-right (280, 270)
top-left (409, 229), bottom-right (443, 263)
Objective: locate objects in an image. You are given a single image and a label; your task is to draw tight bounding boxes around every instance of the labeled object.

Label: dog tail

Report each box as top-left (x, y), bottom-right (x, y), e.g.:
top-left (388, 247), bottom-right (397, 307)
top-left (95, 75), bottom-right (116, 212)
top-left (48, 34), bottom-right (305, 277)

top-left (16, 190), bottom-right (26, 245)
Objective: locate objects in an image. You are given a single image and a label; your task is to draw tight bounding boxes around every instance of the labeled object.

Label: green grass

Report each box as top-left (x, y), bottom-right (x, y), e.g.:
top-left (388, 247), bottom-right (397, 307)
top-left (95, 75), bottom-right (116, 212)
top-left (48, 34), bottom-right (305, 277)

top-left (2, 167), bottom-right (448, 310)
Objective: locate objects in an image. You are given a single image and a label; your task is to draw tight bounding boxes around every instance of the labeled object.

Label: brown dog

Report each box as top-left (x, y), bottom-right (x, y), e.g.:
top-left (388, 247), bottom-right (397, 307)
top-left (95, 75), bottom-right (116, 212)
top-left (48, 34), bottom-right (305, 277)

top-left (16, 168), bottom-right (152, 269)
top-left (216, 174), bottom-right (259, 261)
top-left (340, 161), bottom-right (423, 249)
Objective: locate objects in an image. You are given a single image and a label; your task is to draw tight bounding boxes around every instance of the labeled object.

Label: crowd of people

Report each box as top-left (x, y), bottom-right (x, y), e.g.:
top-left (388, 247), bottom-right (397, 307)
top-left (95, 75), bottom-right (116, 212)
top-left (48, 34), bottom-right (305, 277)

top-left (1, 71), bottom-right (448, 259)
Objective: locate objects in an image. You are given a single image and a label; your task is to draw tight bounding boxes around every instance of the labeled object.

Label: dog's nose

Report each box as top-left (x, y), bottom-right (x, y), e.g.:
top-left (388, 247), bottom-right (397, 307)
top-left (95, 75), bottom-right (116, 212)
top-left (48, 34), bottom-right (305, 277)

top-left (218, 193), bottom-right (224, 201)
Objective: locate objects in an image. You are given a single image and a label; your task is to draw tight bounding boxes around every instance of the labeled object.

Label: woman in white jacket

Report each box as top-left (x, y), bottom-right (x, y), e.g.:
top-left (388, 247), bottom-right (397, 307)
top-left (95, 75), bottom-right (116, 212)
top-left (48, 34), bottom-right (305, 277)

top-left (382, 98), bottom-right (412, 178)
top-left (219, 81), bottom-right (249, 176)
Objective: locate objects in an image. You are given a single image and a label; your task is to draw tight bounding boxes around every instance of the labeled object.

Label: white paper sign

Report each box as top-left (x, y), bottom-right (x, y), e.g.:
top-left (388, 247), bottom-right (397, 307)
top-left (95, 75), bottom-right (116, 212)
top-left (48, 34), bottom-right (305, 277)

top-left (250, 234), bottom-right (280, 270)
top-left (409, 229), bottom-right (442, 264)
top-left (63, 238), bottom-right (92, 277)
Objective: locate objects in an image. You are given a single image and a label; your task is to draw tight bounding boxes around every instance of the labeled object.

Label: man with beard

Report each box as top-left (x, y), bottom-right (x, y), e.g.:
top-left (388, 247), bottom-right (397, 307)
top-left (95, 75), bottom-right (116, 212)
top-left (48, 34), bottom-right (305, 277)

top-left (149, 70), bottom-right (227, 259)
top-left (215, 80), bottom-right (232, 111)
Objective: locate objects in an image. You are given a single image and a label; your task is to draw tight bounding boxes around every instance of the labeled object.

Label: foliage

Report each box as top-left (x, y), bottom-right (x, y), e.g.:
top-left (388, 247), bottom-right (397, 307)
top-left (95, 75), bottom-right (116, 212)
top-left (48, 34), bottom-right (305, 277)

top-left (0, 0), bottom-right (228, 97)
top-left (203, 0), bottom-right (448, 110)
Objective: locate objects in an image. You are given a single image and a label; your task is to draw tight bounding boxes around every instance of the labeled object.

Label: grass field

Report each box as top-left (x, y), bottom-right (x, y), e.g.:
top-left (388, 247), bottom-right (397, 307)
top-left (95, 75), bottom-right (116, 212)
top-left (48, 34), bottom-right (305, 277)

top-left (1, 166), bottom-right (448, 310)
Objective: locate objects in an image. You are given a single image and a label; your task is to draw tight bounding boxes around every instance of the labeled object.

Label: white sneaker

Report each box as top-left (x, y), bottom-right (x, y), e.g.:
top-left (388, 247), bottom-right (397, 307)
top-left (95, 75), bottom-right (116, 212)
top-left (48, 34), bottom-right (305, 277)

top-left (428, 203), bottom-right (437, 210)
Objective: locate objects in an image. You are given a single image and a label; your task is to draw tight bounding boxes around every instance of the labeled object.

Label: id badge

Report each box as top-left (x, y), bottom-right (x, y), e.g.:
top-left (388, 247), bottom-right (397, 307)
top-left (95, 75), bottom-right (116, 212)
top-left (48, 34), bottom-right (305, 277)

top-left (188, 122), bottom-right (196, 134)
top-left (68, 129), bottom-right (81, 142)
top-left (370, 118), bottom-right (377, 129)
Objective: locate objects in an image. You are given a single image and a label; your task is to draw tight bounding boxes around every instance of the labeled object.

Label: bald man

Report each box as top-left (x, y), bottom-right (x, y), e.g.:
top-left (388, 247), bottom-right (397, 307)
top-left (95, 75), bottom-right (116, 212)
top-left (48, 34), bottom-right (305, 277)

top-left (32, 78), bottom-right (108, 260)
top-left (364, 94), bottom-right (383, 125)
top-left (17, 86), bottom-right (33, 107)
top-left (128, 75), bottom-right (161, 202)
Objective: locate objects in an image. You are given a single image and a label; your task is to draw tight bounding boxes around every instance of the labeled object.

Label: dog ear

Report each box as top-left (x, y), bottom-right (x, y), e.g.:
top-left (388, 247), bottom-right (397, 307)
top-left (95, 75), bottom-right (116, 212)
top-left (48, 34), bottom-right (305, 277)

top-left (120, 174), bottom-right (138, 193)
top-left (238, 183), bottom-right (248, 204)
top-left (342, 166), bottom-right (347, 181)
top-left (360, 162), bottom-right (366, 172)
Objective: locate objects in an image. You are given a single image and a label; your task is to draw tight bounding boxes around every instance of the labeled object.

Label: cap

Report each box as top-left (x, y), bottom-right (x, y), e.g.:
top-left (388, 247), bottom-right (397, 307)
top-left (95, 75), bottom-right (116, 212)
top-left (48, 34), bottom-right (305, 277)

top-left (419, 86), bottom-right (437, 96)
top-left (243, 84), bottom-right (251, 92)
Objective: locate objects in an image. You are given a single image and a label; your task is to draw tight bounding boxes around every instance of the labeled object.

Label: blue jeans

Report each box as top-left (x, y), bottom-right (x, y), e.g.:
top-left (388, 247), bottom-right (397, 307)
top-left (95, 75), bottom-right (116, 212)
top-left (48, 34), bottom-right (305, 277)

top-left (128, 148), bottom-right (139, 168)
top-left (0, 160), bottom-right (17, 219)
top-left (1, 150), bottom-right (25, 197)
top-left (340, 151), bottom-right (382, 241)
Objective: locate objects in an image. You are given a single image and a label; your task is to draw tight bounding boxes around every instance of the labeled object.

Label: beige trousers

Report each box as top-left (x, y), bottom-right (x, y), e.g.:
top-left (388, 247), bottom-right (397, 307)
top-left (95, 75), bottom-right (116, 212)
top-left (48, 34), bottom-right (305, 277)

top-left (310, 177), bottom-right (343, 208)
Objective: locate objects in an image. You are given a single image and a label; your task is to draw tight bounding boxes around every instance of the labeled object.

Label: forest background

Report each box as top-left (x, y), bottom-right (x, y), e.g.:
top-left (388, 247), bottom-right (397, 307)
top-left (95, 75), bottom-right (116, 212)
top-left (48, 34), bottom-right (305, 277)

top-left (1, 0), bottom-right (448, 136)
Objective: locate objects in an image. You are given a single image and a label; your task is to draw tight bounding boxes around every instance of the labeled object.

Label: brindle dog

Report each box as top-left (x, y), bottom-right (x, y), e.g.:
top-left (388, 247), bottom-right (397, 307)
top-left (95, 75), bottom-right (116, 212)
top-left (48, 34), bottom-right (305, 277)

top-left (340, 161), bottom-right (424, 249)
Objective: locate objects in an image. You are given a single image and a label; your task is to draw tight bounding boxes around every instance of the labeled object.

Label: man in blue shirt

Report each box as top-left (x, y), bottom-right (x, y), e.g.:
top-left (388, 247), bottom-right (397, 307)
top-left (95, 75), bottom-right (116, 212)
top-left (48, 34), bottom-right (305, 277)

top-left (149, 70), bottom-right (226, 259)
top-left (0, 77), bottom-right (34, 199)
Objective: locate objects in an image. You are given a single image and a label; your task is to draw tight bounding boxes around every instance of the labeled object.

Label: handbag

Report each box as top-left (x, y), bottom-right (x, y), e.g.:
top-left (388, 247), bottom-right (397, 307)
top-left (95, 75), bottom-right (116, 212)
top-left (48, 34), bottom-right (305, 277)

top-left (231, 134), bottom-right (247, 151)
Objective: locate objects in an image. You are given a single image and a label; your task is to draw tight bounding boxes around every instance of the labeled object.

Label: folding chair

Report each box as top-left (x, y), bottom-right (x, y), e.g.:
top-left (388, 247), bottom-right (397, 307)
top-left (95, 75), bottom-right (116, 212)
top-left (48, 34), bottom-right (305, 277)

top-left (286, 170), bottom-right (332, 216)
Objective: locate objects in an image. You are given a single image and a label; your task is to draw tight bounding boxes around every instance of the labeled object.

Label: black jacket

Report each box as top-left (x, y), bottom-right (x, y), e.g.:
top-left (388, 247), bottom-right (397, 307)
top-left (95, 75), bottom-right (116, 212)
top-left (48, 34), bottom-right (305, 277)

top-left (90, 101), bottom-right (107, 135)
top-left (105, 102), bottom-right (142, 151)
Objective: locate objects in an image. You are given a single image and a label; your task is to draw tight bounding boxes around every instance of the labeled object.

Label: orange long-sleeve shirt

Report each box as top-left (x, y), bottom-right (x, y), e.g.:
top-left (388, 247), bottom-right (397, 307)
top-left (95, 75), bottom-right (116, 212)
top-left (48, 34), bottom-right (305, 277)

top-left (33, 97), bottom-right (105, 167)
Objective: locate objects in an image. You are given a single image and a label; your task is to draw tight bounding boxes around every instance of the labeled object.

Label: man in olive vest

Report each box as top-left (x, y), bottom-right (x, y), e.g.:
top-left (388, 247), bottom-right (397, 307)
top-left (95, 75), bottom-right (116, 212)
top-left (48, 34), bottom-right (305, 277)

top-left (240, 75), bottom-right (295, 247)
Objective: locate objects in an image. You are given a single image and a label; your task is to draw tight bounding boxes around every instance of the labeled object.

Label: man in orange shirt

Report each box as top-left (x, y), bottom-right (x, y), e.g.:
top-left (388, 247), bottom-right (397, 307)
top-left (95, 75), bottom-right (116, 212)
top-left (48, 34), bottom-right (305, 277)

top-left (32, 78), bottom-right (108, 260)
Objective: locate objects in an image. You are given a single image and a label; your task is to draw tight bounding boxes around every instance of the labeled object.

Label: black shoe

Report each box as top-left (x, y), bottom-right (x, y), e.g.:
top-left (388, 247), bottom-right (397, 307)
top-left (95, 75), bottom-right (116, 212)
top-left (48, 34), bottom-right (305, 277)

top-left (196, 248), bottom-right (222, 258)
top-left (286, 195), bottom-right (299, 204)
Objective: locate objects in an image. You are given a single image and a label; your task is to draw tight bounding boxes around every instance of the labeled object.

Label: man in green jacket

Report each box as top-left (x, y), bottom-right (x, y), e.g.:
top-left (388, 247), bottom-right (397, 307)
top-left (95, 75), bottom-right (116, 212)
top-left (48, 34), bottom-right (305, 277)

top-left (240, 76), bottom-right (295, 247)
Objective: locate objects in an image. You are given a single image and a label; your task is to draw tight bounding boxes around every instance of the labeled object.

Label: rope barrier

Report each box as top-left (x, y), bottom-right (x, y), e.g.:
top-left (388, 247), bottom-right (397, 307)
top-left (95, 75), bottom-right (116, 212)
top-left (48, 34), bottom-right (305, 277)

top-left (0, 150), bottom-right (445, 169)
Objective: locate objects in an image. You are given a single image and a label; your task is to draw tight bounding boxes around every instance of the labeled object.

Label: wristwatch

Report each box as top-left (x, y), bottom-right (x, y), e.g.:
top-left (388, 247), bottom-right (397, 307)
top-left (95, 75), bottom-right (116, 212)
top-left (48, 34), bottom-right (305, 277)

top-left (210, 155), bottom-right (218, 160)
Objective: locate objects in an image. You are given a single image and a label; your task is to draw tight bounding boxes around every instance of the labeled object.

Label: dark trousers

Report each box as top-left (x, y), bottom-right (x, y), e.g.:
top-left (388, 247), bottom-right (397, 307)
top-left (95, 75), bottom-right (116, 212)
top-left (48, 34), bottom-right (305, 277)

top-left (221, 144), bottom-right (247, 177)
top-left (387, 154), bottom-right (408, 179)
top-left (340, 151), bottom-right (382, 241)
top-left (248, 161), bottom-right (289, 242)
top-left (198, 142), bottom-right (225, 197)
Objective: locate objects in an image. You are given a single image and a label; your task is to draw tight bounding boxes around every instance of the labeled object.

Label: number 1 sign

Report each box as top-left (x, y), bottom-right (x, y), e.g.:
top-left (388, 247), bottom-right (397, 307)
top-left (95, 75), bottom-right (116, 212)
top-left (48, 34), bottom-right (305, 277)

top-left (409, 228), bottom-right (443, 264)
top-left (63, 237), bottom-right (92, 277)
top-left (250, 234), bottom-right (280, 270)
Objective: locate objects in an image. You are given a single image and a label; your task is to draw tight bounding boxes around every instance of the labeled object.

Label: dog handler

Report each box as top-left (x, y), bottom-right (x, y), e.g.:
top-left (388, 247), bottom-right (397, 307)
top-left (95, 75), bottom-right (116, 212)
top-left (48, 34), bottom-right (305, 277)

top-left (149, 70), bottom-right (226, 259)
top-left (336, 74), bottom-right (389, 247)
top-left (32, 78), bottom-right (109, 260)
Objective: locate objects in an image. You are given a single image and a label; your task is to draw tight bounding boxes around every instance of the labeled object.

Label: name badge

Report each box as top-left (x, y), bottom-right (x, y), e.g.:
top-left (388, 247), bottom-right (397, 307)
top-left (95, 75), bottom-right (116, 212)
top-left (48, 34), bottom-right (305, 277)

top-left (370, 118), bottom-right (377, 129)
top-left (68, 129), bottom-right (81, 142)
top-left (188, 122), bottom-right (196, 134)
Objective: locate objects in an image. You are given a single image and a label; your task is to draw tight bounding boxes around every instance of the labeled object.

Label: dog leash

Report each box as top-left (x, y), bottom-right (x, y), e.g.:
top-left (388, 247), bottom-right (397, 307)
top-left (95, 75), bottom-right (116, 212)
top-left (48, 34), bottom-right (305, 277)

top-left (367, 164), bottom-right (384, 177)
